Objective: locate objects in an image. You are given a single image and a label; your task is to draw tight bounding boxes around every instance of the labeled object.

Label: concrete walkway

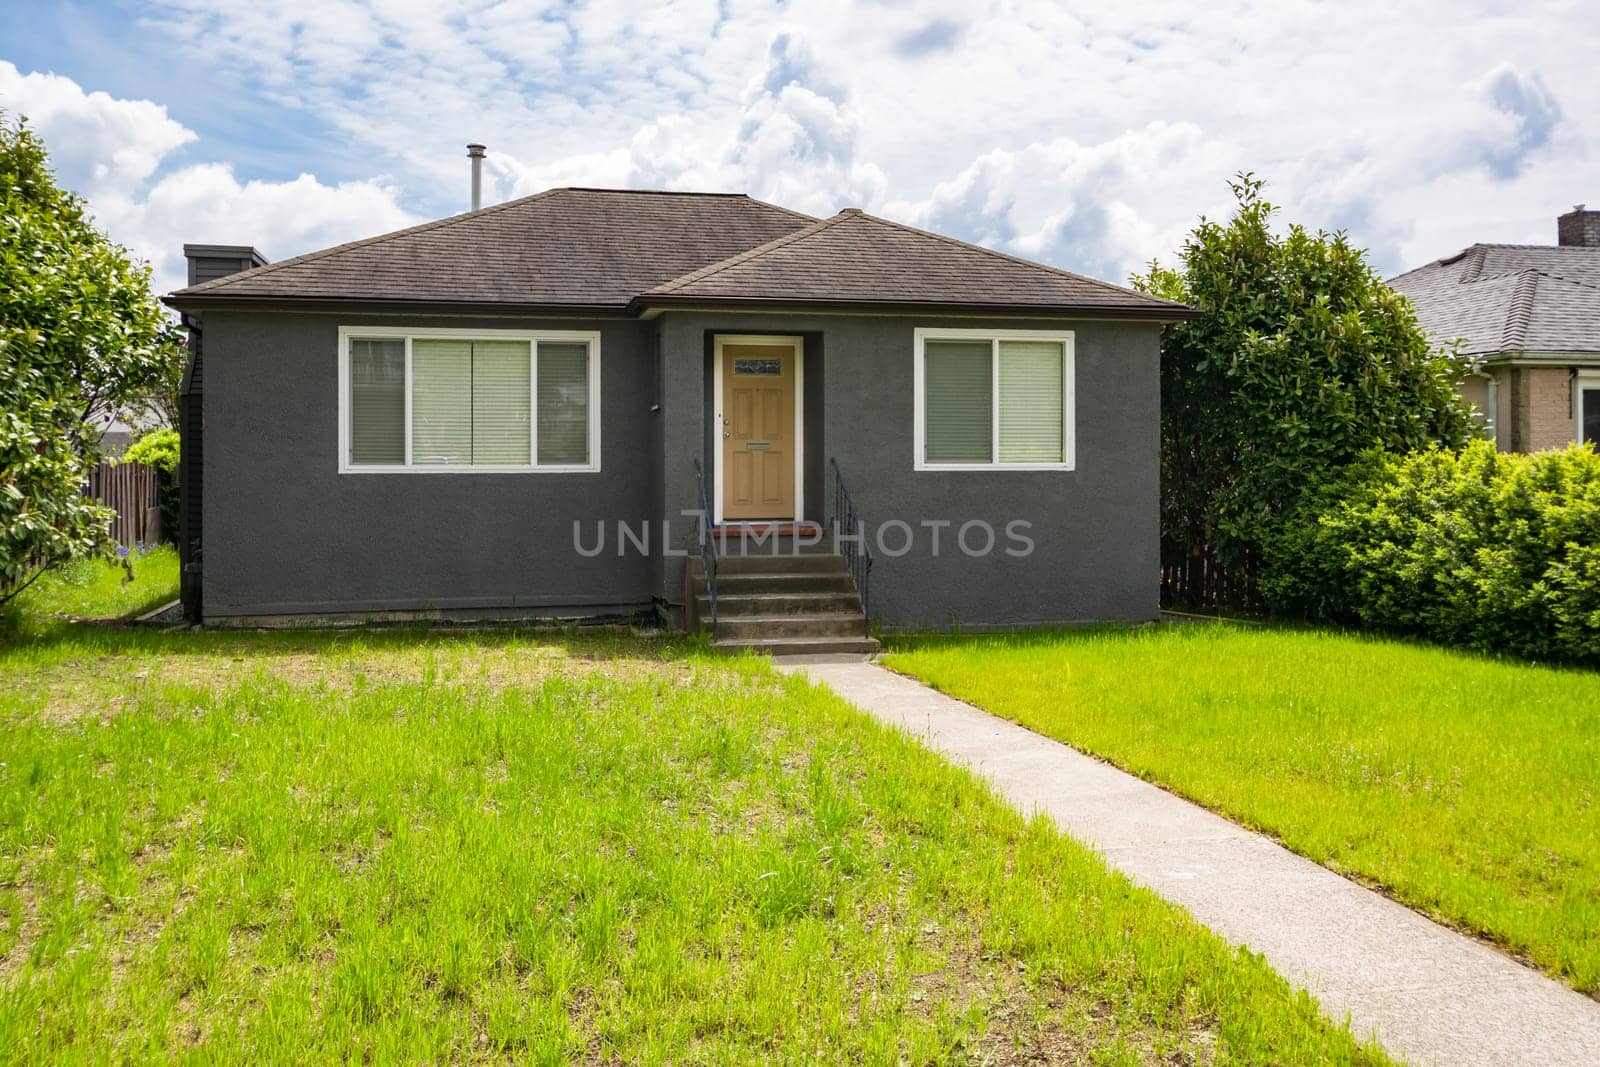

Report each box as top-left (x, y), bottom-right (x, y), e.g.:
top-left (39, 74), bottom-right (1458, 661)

top-left (776, 660), bottom-right (1600, 1067)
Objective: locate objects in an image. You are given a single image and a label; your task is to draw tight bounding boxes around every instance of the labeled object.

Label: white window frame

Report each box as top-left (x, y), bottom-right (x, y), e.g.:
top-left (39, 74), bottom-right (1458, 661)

top-left (336, 325), bottom-right (602, 474)
top-left (912, 327), bottom-right (1076, 472)
top-left (1577, 370), bottom-right (1600, 447)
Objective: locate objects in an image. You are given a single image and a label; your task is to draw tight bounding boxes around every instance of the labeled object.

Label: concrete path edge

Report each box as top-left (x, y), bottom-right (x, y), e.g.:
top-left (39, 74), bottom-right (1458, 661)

top-left (777, 659), bottom-right (1600, 1067)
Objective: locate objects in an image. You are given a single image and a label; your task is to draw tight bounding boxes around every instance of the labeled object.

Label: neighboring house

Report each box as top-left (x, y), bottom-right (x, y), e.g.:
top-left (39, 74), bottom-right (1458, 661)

top-left (163, 187), bottom-right (1191, 646)
top-left (92, 405), bottom-right (169, 457)
top-left (94, 416), bottom-right (137, 458)
top-left (1389, 206), bottom-right (1600, 453)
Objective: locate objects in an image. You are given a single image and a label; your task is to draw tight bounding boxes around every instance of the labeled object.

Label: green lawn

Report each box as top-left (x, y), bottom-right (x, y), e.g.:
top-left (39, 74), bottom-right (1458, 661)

top-left (2, 547), bottom-right (179, 635)
top-left (884, 624), bottom-right (1600, 996)
top-left (0, 621), bottom-right (1386, 1063)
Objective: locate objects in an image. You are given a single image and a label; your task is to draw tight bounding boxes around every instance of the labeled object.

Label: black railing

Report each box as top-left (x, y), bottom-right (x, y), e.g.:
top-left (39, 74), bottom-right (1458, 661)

top-left (829, 457), bottom-right (873, 623)
top-left (692, 458), bottom-right (719, 628)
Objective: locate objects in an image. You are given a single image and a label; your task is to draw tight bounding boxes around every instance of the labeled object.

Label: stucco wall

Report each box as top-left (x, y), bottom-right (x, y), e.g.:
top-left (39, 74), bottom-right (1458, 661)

top-left (201, 307), bottom-right (1160, 627)
top-left (655, 311), bottom-right (1162, 629)
top-left (200, 310), bottom-right (657, 620)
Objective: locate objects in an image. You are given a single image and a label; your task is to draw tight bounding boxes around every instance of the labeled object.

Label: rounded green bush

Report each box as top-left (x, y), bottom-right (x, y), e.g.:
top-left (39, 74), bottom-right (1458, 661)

top-left (1262, 440), bottom-right (1600, 664)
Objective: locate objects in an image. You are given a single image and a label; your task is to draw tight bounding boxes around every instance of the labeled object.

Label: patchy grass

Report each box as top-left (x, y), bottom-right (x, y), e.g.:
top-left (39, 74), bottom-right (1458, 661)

top-left (884, 623), bottom-right (1600, 996)
top-left (2, 547), bottom-right (179, 634)
top-left (0, 625), bottom-right (1386, 1063)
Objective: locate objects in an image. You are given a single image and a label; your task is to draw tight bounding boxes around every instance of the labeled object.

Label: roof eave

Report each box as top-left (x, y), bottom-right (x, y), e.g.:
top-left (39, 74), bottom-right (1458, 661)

top-left (163, 290), bottom-right (1199, 323)
top-left (162, 293), bottom-right (635, 318)
top-left (629, 293), bottom-right (1198, 321)
top-left (1474, 349), bottom-right (1600, 365)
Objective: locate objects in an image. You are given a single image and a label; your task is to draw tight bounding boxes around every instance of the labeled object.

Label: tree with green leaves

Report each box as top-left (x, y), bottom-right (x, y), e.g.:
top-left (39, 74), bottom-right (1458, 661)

top-left (1132, 174), bottom-right (1475, 608)
top-left (1, 114), bottom-right (185, 598)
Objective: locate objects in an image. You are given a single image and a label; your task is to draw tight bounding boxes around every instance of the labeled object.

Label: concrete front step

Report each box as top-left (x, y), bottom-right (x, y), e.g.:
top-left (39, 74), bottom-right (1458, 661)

top-left (701, 571), bottom-right (858, 596)
top-left (689, 551), bottom-right (873, 653)
top-left (696, 591), bottom-right (862, 617)
top-left (710, 532), bottom-right (837, 557)
top-left (691, 553), bottom-right (848, 576)
top-left (714, 612), bottom-right (868, 640)
top-left (711, 635), bottom-right (882, 656)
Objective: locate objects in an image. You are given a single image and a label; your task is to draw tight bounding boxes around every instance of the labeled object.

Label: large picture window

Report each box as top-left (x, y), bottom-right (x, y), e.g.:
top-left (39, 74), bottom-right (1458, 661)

top-left (914, 328), bottom-right (1074, 470)
top-left (339, 328), bottom-right (599, 472)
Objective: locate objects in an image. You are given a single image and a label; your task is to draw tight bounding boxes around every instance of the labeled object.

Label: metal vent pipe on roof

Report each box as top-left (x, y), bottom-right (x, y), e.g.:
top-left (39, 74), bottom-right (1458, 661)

top-left (467, 144), bottom-right (487, 211)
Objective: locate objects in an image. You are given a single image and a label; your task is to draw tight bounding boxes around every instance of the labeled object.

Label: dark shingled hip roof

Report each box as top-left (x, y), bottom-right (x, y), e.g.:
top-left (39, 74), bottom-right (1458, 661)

top-left (640, 208), bottom-right (1191, 318)
top-left (1388, 243), bottom-right (1600, 358)
top-left (166, 188), bottom-right (1193, 321)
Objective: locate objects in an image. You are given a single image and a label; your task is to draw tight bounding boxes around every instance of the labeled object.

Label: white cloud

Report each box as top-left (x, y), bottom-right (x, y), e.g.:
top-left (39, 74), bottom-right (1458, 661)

top-left (0, 60), bottom-right (416, 294)
top-left (0, 61), bottom-right (195, 194)
top-left (8, 1), bottom-right (1600, 291)
top-left (99, 166), bottom-right (416, 297)
top-left (884, 122), bottom-right (1240, 285)
top-left (493, 30), bottom-right (887, 218)
top-left (1279, 61), bottom-right (1591, 272)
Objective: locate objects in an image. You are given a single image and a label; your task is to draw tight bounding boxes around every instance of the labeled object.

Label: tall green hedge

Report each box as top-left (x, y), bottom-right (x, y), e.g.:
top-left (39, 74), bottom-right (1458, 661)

top-left (1261, 440), bottom-right (1600, 664)
top-left (1132, 175), bottom-right (1473, 608)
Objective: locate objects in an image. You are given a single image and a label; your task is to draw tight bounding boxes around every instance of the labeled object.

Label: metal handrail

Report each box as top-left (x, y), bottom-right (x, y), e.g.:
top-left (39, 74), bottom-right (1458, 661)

top-left (829, 457), bottom-right (873, 623)
top-left (692, 458), bottom-right (719, 628)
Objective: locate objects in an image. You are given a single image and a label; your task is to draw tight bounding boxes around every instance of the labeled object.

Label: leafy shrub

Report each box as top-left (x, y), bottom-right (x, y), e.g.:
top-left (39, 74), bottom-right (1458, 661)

top-left (124, 428), bottom-right (180, 543)
top-left (123, 427), bottom-right (178, 472)
top-left (0, 407), bottom-right (115, 594)
top-left (1261, 441), bottom-right (1600, 664)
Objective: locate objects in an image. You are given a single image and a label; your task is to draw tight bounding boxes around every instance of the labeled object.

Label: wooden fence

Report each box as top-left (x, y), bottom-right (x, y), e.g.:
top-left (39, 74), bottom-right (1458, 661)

top-left (87, 461), bottom-right (162, 548)
top-left (1160, 548), bottom-right (1259, 613)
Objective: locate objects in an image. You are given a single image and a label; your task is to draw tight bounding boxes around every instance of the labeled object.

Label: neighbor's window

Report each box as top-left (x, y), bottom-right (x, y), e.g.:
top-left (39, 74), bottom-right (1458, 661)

top-left (1580, 378), bottom-right (1600, 448)
top-left (342, 330), bottom-right (598, 471)
top-left (916, 329), bottom-right (1073, 469)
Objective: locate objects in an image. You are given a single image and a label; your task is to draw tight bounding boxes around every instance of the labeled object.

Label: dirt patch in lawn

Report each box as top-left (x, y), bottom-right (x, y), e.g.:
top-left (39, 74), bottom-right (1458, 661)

top-left (6, 634), bottom-right (775, 725)
top-left (894, 912), bottom-right (1219, 1065)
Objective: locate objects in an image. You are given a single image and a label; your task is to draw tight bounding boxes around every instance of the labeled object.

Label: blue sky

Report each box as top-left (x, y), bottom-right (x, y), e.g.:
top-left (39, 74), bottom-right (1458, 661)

top-left (2, 0), bottom-right (1596, 295)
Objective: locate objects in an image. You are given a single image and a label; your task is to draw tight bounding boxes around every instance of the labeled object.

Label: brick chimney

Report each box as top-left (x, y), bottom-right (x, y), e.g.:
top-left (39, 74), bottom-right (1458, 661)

top-left (1557, 205), bottom-right (1600, 247)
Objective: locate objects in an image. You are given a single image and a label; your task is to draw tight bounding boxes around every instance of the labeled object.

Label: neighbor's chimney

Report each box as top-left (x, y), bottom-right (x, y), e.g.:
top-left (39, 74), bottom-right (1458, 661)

top-left (467, 143), bottom-right (487, 211)
top-left (1557, 204), bottom-right (1600, 247)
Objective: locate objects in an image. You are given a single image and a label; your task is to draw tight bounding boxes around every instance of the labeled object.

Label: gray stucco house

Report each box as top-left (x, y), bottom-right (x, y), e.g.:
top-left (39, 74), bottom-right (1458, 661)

top-left (1389, 206), bottom-right (1600, 453)
top-left (164, 187), bottom-right (1191, 650)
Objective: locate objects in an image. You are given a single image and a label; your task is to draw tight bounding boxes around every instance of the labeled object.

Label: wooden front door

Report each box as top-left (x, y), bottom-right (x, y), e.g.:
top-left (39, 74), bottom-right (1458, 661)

top-left (720, 340), bottom-right (797, 520)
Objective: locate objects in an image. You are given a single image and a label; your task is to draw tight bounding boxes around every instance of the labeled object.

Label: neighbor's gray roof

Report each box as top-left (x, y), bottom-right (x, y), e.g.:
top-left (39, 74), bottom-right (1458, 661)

top-left (1389, 243), bottom-right (1600, 357)
top-left (643, 208), bottom-right (1193, 318)
top-left (166, 188), bottom-right (1193, 320)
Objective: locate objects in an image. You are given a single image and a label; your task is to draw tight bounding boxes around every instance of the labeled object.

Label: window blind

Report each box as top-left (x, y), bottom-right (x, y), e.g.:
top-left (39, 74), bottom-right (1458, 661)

top-left (348, 338), bottom-right (404, 465)
top-left (538, 342), bottom-right (590, 465)
top-left (998, 340), bottom-right (1064, 462)
top-left (411, 339), bottom-right (473, 465)
top-left (923, 340), bottom-right (993, 463)
top-left (345, 333), bottom-right (593, 470)
top-left (471, 340), bottom-right (532, 464)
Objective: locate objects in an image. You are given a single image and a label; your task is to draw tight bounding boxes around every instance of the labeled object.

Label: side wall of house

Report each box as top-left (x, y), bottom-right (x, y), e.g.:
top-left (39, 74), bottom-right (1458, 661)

top-left (200, 310), bottom-right (657, 621)
top-left (655, 311), bottom-right (1162, 629)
